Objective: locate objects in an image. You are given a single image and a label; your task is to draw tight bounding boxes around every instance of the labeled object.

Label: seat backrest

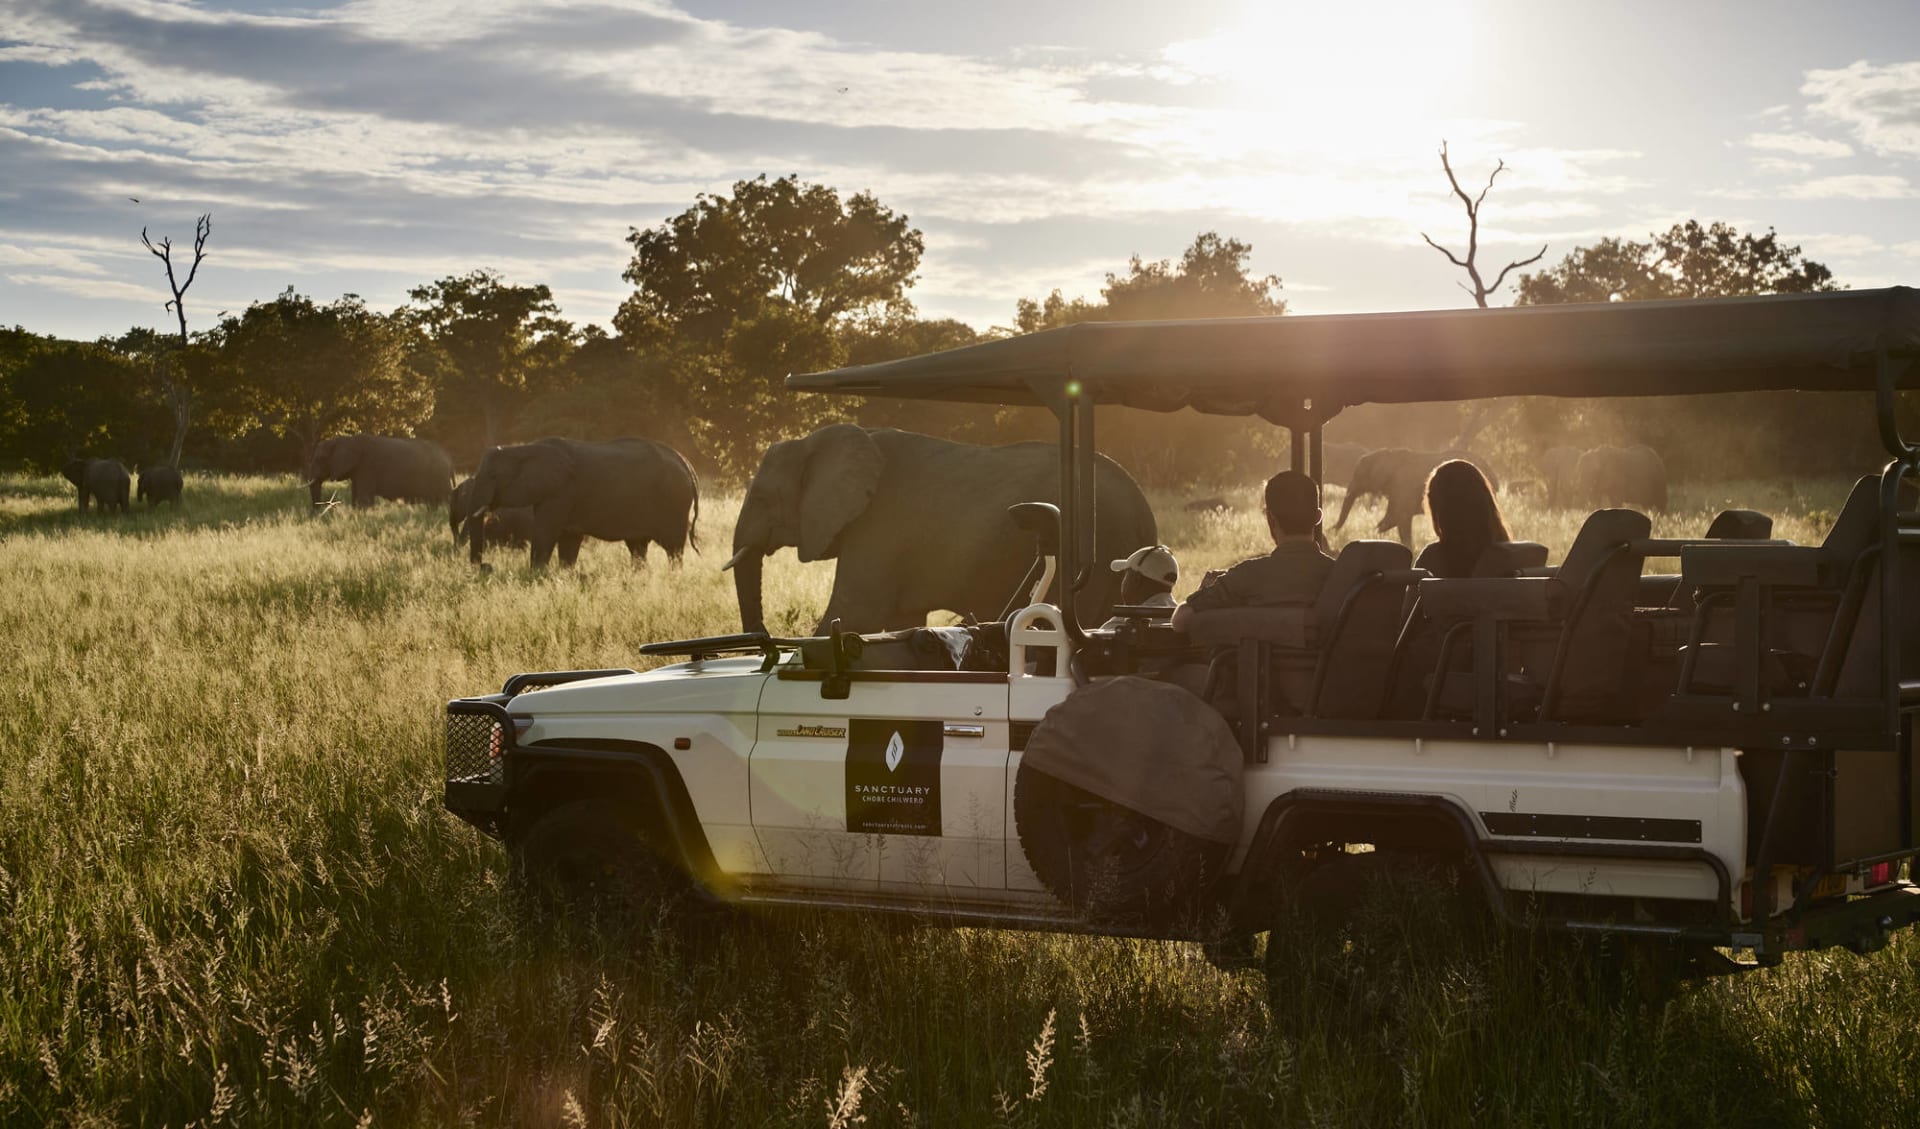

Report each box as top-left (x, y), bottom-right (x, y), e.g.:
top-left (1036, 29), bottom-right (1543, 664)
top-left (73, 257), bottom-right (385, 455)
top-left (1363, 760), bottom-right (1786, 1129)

top-left (1545, 508), bottom-right (1652, 720)
top-left (1473, 540), bottom-right (1549, 577)
top-left (1313, 540), bottom-right (1416, 718)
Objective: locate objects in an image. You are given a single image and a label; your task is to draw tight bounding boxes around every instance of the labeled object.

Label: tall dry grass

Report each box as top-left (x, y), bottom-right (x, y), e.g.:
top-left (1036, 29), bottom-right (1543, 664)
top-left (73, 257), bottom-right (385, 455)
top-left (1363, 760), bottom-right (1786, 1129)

top-left (0, 471), bottom-right (1914, 1126)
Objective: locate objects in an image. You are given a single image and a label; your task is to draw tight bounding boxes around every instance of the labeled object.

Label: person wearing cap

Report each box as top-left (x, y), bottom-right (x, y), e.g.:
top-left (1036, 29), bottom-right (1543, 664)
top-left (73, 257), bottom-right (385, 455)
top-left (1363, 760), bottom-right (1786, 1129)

top-left (1101, 545), bottom-right (1179, 628)
top-left (1171, 470), bottom-right (1334, 633)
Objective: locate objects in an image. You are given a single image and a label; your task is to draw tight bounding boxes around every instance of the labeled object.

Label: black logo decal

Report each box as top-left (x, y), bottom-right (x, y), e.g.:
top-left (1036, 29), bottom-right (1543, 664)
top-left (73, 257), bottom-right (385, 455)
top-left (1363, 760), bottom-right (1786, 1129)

top-left (845, 718), bottom-right (943, 836)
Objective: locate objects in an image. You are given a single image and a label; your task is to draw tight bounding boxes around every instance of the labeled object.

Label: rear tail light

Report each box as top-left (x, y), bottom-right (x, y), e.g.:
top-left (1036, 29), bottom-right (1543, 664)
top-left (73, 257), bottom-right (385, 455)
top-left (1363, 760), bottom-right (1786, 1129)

top-left (1868, 860), bottom-right (1896, 887)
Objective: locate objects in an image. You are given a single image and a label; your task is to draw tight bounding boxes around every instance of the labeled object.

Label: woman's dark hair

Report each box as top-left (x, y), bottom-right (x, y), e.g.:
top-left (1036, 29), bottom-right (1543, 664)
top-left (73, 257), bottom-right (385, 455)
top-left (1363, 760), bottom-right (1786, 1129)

top-left (1425, 460), bottom-right (1510, 578)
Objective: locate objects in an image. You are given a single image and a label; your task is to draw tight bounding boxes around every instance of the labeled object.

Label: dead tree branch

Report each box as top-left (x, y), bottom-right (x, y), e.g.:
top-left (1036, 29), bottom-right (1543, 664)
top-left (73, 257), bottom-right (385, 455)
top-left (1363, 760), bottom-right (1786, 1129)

top-left (141, 213), bottom-right (212, 466)
top-left (1418, 142), bottom-right (1546, 309)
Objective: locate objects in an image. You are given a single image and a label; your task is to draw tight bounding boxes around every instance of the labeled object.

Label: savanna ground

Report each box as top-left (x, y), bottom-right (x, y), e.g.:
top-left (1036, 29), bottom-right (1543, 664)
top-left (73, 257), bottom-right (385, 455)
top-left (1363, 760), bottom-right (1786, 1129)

top-left (1, 470), bottom-right (1916, 1127)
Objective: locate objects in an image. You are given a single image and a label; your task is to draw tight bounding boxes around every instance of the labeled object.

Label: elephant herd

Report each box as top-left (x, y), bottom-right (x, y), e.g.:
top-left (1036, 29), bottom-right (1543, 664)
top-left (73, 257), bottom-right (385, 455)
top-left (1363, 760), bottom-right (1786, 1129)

top-left (298, 425), bottom-right (1158, 635)
top-left (59, 457), bottom-right (181, 514)
top-left (60, 425), bottom-right (1672, 637)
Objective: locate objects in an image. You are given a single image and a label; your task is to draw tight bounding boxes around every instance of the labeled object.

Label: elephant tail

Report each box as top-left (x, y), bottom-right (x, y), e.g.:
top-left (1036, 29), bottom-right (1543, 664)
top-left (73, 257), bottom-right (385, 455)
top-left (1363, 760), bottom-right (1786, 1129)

top-left (667, 444), bottom-right (700, 554)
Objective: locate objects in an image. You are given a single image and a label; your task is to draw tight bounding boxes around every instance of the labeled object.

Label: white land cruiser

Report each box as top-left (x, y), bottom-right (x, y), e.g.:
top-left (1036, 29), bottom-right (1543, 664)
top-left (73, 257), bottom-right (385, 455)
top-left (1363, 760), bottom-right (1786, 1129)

top-left (446, 288), bottom-right (1920, 976)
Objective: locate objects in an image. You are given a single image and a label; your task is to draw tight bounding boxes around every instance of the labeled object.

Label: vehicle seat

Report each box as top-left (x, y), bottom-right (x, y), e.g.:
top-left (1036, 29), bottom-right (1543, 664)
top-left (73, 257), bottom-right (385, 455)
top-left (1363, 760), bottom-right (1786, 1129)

top-left (1185, 540), bottom-right (1418, 743)
top-left (1678, 477), bottom-right (1902, 700)
top-left (1414, 508), bottom-right (1652, 725)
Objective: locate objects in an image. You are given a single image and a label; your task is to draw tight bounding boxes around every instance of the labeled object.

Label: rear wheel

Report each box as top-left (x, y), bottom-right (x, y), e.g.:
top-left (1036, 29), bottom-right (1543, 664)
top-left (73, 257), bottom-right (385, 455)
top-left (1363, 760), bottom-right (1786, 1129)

top-left (1263, 849), bottom-right (1490, 1024)
top-left (1014, 762), bottom-right (1229, 928)
top-left (512, 797), bottom-right (686, 922)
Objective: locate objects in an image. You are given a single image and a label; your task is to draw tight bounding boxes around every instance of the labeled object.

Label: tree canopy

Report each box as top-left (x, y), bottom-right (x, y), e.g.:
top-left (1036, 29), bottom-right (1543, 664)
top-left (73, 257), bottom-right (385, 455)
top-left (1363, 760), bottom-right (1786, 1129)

top-left (406, 270), bottom-right (571, 453)
top-left (1516, 220), bottom-right (1836, 305)
top-left (618, 175), bottom-right (924, 348)
top-left (1016, 231), bottom-right (1284, 331)
top-left (209, 289), bottom-right (429, 456)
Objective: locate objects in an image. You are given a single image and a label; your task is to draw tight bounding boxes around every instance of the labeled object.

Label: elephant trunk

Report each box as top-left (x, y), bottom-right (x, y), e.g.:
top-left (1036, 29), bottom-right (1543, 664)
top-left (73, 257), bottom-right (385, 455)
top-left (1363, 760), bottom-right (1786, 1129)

top-left (731, 550), bottom-right (767, 635)
top-left (308, 478), bottom-right (324, 506)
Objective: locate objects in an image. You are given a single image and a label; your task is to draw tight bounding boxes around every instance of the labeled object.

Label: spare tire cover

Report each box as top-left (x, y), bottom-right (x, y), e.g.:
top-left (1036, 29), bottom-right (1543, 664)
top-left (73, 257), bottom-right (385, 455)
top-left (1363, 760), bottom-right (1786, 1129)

top-left (1022, 675), bottom-right (1244, 845)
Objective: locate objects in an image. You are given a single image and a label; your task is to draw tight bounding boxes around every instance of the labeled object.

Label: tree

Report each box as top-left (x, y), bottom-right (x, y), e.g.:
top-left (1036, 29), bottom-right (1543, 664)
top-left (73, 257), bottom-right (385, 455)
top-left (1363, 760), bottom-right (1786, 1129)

top-left (210, 289), bottom-right (431, 460)
top-left (1513, 221), bottom-right (1851, 477)
top-left (405, 270), bottom-right (570, 453)
top-left (617, 174), bottom-right (924, 348)
top-left (1010, 232), bottom-right (1289, 483)
top-left (0, 338), bottom-right (151, 472)
top-left (141, 213), bottom-right (212, 466)
top-left (1420, 143), bottom-right (1546, 308)
top-left (674, 303), bottom-right (846, 475)
top-left (1516, 220), bottom-right (1836, 305)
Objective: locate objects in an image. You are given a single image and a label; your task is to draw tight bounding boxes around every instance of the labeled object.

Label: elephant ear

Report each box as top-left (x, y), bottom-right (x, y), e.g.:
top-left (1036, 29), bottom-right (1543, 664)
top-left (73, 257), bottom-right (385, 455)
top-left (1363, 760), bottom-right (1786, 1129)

top-left (513, 442), bottom-right (575, 506)
top-left (797, 426), bottom-right (883, 562)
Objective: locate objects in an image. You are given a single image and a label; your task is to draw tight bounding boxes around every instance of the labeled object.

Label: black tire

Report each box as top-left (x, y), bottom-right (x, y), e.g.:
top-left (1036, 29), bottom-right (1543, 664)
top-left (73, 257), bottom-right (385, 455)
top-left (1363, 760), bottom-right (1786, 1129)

top-left (1013, 762), bottom-right (1229, 928)
top-left (1263, 849), bottom-right (1489, 1023)
top-left (512, 797), bottom-right (685, 922)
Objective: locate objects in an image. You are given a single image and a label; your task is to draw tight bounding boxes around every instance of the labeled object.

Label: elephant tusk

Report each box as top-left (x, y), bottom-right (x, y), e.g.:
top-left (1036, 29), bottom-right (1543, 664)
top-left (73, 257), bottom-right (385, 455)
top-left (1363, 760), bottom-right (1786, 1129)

top-left (721, 547), bottom-right (754, 571)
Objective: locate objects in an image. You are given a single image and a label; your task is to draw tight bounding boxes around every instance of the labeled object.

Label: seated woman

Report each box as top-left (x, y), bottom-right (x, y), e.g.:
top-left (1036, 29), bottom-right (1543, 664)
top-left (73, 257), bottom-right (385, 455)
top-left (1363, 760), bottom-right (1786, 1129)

top-left (1416, 459), bottom-right (1512, 579)
top-left (1101, 545), bottom-right (1179, 629)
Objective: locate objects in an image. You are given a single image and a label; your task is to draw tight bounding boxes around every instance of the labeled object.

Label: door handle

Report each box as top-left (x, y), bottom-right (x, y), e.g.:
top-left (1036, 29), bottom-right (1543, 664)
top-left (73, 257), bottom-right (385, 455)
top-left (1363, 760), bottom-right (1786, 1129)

top-left (942, 723), bottom-right (986, 739)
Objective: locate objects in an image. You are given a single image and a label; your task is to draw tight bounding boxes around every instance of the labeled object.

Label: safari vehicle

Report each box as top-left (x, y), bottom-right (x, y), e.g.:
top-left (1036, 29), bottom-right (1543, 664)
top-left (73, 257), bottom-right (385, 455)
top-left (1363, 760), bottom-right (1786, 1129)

top-left (446, 288), bottom-right (1920, 975)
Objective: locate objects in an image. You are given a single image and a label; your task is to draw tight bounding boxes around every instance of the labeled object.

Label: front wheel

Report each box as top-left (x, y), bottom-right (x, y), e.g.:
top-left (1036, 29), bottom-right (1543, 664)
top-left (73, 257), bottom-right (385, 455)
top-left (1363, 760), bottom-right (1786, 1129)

top-left (512, 798), bottom-right (684, 922)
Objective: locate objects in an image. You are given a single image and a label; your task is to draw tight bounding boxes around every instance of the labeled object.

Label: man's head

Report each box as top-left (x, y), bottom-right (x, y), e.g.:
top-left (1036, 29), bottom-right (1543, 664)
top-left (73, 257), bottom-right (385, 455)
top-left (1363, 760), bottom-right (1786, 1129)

top-left (1110, 544), bottom-right (1178, 603)
top-left (1263, 470), bottom-right (1321, 543)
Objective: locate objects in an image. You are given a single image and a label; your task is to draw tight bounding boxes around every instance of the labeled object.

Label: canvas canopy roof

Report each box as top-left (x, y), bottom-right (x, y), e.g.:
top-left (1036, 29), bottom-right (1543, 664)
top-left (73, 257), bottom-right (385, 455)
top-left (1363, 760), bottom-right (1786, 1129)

top-left (788, 287), bottom-right (1920, 420)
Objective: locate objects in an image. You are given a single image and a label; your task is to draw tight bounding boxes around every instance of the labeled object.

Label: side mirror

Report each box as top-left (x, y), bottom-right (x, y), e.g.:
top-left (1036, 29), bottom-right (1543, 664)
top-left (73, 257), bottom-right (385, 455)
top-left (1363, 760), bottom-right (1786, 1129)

top-left (1007, 501), bottom-right (1061, 555)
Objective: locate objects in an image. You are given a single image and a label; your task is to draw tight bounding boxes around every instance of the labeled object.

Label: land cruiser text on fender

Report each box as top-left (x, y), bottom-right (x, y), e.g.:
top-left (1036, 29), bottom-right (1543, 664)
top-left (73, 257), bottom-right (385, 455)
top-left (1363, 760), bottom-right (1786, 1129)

top-left (447, 288), bottom-right (1920, 975)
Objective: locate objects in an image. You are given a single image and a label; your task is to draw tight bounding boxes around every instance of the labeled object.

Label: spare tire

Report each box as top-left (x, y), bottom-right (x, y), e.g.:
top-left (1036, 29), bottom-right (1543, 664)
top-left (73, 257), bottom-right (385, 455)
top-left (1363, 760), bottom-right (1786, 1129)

top-left (1014, 676), bottom-right (1245, 927)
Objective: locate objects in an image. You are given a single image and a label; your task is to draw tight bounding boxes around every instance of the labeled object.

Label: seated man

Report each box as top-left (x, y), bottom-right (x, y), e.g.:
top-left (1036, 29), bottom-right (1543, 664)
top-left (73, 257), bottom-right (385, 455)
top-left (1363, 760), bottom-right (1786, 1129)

top-left (1102, 545), bottom-right (1180, 628)
top-left (1171, 471), bottom-right (1334, 633)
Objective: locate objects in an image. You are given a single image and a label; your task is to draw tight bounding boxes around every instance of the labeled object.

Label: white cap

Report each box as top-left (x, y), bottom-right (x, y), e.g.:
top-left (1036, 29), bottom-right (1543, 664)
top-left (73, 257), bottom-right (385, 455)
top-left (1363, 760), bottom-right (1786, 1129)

top-left (1109, 545), bottom-right (1178, 587)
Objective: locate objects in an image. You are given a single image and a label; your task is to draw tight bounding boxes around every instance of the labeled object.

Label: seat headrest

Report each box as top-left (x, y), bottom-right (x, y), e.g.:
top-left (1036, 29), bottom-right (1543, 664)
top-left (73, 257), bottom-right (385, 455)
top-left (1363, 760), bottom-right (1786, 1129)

top-left (1822, 476), bottom-right (1884, 560)
top-left (1705, 509), bottom-right (1773, 540)
top-left (1315, 539), bottom-right (1414, 624)
top-left (1561, 509), bottom-right (1652, 583)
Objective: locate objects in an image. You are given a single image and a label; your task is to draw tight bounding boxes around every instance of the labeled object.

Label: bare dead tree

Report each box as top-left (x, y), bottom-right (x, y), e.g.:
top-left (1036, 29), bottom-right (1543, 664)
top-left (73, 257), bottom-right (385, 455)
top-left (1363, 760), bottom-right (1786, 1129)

top-left (1420, 142), bottom-right (1546, 309)
top-left (142, 213), bottom-right (211, 467)
top-left (1421, 144), bottom-right (1547, 450)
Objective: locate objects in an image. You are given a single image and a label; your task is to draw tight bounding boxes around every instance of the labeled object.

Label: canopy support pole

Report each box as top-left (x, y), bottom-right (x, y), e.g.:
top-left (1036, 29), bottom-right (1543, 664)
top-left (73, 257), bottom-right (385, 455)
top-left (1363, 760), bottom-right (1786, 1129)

top-left (1075, 393), bottom-right (1097, 594)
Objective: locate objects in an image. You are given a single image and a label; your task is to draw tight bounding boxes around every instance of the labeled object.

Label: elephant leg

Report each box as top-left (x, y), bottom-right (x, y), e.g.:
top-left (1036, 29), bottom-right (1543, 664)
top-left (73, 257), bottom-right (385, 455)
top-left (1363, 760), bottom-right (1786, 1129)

top-left (557, 534), bottom-right (585, 568)
top-left (352, 479), bottom-right (374, 507)
top-left (528, 535), bottom-right (557, 569)
top-left (817, 560), bottom-right (900, 635)
top-left (625, 539), bottom-right (650, 564)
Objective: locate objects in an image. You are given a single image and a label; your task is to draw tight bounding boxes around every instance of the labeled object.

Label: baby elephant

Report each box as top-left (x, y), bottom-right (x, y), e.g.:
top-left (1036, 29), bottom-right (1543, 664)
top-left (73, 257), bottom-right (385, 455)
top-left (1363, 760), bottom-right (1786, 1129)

top-left (62, 457), bottom-right (130, 514)
top-left (137, 465), bottom-right (184, 508)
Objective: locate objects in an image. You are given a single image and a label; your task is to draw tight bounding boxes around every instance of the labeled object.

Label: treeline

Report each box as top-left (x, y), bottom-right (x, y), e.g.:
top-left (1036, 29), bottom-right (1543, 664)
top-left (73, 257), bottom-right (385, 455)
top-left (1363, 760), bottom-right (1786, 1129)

top-left (0, 174), bottom-right (1891, 486)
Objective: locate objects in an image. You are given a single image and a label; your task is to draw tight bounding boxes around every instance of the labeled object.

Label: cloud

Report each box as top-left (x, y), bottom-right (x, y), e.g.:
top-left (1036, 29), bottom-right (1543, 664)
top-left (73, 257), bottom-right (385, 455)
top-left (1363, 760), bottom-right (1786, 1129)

top-left (1779, 174), bottom-right (1913, 200)
top-left (1802, 60), bottom-right (1920, 157)
top-left (1743, 130), bottom-right (1853, 158)
top-left (1751, 156), bottom-right (1813, 175)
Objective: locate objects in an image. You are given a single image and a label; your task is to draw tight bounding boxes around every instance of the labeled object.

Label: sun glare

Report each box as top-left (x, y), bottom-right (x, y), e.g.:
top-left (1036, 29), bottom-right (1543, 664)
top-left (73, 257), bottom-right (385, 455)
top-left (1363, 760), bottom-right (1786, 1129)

top-left (1164, 0), bottom-right (1478, 156)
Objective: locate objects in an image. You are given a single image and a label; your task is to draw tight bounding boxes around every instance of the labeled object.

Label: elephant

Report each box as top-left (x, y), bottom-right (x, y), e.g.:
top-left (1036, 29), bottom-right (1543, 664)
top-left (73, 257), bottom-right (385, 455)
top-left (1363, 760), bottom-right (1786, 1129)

top-left (1576, 444), bottom-right (1668, 511)
top-left (1332, 447), bottom-right (1498, 545)
top-left (1541, 445), bottom-right (1583, 508)
top-left (725, 424), bottom-right (1159, 636)
top-left (306, 434), bottom-right (452, 509)
top-left (62, 457), bottom-right (130, 514)
top-left (457, 505), bottom-right (537, 551)
top-left (1319, 441), bottom-right (1367, 490)
top-left (463, 437), bottom-right (699, 569)
top-left (137, 464), bottom-right (183, 508)
top-left (449, 477), bottom-right (476, 542)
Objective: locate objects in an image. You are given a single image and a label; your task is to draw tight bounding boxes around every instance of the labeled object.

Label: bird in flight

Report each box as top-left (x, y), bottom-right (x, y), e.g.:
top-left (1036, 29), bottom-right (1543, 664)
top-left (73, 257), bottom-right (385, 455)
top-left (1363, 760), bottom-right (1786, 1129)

top-left (127, 197), bottom-right (140, 203)
top-left (836, 86), bottom-right (849, 93)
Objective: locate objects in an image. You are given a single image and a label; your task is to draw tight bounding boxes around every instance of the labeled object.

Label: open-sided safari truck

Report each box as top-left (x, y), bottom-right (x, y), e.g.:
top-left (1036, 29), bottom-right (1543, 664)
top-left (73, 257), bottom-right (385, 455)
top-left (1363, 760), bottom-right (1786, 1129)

top-left (447, 287), bottom-right (1920, 976)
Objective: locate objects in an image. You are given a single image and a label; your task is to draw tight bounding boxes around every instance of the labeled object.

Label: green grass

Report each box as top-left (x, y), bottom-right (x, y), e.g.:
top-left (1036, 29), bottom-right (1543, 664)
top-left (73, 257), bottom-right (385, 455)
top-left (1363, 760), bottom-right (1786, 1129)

top-left (0, 472), bottom-right (1915, 1127)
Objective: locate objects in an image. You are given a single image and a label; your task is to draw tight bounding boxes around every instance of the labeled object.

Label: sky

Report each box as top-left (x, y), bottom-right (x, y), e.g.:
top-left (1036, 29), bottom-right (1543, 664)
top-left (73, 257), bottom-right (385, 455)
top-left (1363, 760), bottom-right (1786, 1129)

top-left (2, 0), bottom-right (1918, 342)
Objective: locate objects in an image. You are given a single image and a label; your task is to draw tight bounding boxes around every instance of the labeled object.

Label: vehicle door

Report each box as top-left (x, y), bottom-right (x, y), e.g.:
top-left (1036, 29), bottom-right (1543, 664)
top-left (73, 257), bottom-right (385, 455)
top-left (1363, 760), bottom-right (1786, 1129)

top-left (750, 668), bottom-right (1011, 892)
